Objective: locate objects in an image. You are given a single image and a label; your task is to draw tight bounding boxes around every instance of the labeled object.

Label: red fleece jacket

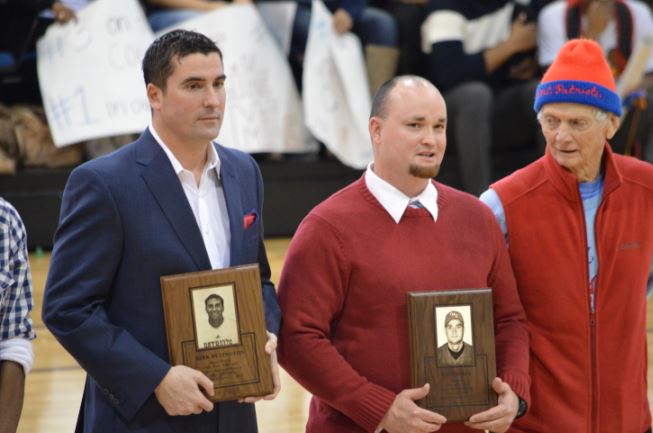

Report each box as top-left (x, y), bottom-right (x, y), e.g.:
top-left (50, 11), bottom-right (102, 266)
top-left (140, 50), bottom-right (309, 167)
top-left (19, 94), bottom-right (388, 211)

top-left (492, 146), bottom-right (653, 433)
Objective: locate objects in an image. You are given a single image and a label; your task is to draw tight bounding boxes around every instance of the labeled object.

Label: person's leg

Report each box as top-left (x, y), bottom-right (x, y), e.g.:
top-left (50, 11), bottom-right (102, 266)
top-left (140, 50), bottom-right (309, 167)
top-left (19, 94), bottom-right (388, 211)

top-left (288, 0), bottom-right (312, 90)
top-left (386, 2), bottom-right (427, 75)
top-left (352, 6), bottom-right (397, 47)
top-left (147, 9), bottom-right (202, 32)
top-left (493, 80), bottom-right (543, 153)
top-left (633, 91), bottom-right (653, 162)
top-left (445, 82), bottom-right (492, 195)
top-left (608, 90), bottom-right (653, 158)
top-left (353, 7), bottom-right (399, 94)
top-left (645, 129), bottom-right (653, 163)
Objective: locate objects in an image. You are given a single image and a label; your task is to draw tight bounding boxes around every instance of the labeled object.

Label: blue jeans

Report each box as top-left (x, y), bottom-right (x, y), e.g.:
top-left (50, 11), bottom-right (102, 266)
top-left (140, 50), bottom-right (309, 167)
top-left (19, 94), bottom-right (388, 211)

top-left (147, 9), bottom-right (202, 32)
top-left (289, 1), bottom-right (397, 88)
top-left (291, 1), bottom-right (397, 54)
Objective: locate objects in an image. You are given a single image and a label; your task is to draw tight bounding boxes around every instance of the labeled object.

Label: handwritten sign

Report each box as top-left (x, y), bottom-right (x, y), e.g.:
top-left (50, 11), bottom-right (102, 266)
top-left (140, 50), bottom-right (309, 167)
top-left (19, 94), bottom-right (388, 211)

top-left (257, 2), bottom-right (297, 56)
top-left (166, 5), bottom-right (315, 154)
top-left (302, 0), bottom-right (372, 169)
top-left (37, 0), bottom-right (153, 147)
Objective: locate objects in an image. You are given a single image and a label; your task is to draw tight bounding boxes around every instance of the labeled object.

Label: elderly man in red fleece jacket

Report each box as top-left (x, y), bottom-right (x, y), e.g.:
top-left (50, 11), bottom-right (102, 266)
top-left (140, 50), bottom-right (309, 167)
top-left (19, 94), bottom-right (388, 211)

top-left (481, 39), bottom-right (653, 433)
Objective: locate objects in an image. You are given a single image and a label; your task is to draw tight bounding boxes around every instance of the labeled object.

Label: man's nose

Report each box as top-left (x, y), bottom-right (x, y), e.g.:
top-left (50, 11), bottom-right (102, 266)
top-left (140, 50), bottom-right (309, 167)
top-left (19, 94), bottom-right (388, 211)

top-left (204, 87), bottom-right (222, 107)
top-left (421, 128), bottom-right (437, 146)
top-left (554, 123), bottom-right (574, 141)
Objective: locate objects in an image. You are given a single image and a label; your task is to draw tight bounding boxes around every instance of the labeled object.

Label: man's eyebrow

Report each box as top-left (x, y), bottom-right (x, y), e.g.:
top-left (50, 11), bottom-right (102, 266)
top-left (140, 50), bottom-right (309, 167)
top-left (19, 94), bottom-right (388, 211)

top-left (181, 74), bottom-right (226, 84)
top-left (407, 115), bottom-right (426, 121)
top-left (404, 115), bottom-right (446, 123)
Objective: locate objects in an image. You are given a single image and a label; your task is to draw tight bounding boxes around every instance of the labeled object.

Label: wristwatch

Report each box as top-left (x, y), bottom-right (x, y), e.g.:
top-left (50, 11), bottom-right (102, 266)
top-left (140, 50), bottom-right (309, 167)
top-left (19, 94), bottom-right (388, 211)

top-left (515, 397), bottom-right (528, 419)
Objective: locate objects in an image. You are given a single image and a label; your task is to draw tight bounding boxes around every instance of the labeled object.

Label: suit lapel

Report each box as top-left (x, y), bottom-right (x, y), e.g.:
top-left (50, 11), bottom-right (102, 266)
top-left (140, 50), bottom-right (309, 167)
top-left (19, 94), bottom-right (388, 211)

top-left (216, 144), bottom-right (244, 266)
top-left (136, 130), bottom-right (211, 270)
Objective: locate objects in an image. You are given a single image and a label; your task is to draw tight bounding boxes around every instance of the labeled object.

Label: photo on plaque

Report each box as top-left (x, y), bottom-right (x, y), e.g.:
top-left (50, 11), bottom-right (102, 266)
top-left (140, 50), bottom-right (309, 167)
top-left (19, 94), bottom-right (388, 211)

top-left (191, 284), bottom-right (240, 350)
top-left (435, 305), bottom-right (474, 367)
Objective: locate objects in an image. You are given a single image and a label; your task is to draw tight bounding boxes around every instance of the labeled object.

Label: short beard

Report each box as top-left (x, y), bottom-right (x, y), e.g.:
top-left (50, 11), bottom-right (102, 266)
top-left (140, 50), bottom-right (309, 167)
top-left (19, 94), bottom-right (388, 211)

top-left (409, 163), bottom-right (440, 179)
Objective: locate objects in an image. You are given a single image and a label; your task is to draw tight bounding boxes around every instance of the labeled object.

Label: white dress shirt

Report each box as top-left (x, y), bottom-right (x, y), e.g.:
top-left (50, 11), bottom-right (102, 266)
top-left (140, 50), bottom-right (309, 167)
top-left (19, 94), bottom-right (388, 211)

top-left (150, 125), bottom-right (231, 269)
top-left (364, 163), bottom-right (439, 223)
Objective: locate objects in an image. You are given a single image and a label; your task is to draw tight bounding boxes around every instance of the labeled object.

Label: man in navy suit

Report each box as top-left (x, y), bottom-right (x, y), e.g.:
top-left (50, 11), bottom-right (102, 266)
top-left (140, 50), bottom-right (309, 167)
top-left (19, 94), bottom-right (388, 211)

top-left (42, 30), bottom-right (281, 433)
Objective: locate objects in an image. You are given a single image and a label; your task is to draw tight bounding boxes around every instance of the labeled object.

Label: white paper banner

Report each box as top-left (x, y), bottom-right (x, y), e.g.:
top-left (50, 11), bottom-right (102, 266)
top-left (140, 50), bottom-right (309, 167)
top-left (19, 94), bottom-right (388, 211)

top-left (37, 0), bottom-right (153, 147)
top-left (303, 0), bottom-right (372, 169)
top-left (257, 2), bottom-right (297, 56)
top-left (166, 5), bottom-right (315, 154)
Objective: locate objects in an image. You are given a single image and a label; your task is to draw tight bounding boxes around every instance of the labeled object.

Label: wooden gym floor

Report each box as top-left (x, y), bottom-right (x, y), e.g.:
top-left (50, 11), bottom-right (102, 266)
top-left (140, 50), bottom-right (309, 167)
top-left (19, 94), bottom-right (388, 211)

top-left (16, 238), bottom-right (653, 432)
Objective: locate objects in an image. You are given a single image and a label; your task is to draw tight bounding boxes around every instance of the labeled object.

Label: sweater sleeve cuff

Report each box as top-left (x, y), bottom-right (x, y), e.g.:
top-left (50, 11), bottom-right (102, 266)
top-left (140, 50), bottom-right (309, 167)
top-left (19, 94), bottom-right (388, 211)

top-left (500, 370), bottom-right (531, 407)
top-left (349, 384), bottom-right (396, 433)
top-left (0, 338), bottom-right (34, 374)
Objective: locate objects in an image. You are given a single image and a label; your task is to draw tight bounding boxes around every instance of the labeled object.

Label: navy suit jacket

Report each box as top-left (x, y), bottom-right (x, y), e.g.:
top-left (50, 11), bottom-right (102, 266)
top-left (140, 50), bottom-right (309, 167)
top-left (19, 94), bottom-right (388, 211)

top-left (42, 129), bottom-right (281, 433)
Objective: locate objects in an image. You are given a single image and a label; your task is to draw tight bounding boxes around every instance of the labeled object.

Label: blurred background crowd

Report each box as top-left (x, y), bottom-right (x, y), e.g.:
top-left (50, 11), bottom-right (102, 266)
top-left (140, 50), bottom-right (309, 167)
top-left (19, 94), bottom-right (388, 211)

top-left (2, 0), bottom-right (653, 196)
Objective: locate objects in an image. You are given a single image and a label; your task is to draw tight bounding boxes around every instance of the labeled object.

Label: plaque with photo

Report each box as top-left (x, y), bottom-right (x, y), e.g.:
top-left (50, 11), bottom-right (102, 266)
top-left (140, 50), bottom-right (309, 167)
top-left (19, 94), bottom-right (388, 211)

top-left (407, 288), bottom-right (497, 422)
top-left (161, 264), bottom-right (273, 402)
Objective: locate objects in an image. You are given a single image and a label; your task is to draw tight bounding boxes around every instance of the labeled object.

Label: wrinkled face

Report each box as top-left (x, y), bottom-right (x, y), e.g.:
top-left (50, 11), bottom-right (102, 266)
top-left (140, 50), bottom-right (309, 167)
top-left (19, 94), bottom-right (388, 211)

top-left (370, 81), bottom-right (447, 192)
top-left (148, 52), bottom-right (226, 146)
top-left (539, 103), bottom-right (619, 181)
top-left (206, 298), bottom-right (224, 321)
top-left (445, 319), bottom-right (464, 345)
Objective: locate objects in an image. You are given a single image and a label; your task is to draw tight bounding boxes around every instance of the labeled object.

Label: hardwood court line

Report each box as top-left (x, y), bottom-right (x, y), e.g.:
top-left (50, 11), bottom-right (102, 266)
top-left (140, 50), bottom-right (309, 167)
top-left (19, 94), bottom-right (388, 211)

top-left (30, 365), bottom-right (82, 374)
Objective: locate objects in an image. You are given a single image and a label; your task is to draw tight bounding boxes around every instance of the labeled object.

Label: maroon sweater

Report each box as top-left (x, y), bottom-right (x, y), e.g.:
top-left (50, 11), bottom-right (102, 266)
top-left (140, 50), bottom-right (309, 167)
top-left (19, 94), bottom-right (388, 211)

top-left (278, 177), bottom-right (530, 433)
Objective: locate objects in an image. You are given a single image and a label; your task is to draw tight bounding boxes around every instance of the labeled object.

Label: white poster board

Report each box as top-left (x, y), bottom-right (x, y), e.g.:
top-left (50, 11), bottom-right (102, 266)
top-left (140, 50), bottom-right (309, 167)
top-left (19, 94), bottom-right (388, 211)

top-left (302, 0), bottom-right (372, 169)
top-left (257, 2), bottom-right (297, 56)
top-left (37, 0), bottom-right (153, 147)
top-left (166, 5), bottom-right (314, 154)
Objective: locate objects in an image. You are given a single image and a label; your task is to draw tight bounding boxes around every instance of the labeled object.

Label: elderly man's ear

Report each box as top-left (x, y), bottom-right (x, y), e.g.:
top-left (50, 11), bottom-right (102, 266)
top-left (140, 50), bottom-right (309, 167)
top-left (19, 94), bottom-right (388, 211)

top-left (606, 114), bottom-right (620, 139)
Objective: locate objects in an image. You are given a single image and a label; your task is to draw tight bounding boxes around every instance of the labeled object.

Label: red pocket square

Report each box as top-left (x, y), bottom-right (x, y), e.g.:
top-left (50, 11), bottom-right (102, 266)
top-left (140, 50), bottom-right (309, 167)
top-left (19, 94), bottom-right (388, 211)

top-left (243, 212), bottom-right (257, 229)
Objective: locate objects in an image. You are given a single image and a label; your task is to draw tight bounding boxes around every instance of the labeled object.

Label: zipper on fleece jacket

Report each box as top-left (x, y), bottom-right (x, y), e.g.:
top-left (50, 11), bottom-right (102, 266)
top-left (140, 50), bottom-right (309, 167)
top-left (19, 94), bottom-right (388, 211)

top-left (577, 186), bottom-right (599, 433)
top-left (588, 189), bottom-right (607, 433)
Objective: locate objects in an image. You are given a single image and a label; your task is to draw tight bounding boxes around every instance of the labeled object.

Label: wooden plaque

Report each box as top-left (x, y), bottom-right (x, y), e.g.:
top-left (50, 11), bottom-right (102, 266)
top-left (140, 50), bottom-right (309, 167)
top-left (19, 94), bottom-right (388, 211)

top-left (160, 264), bottom-right (273, 402)
top-left (407, 288), bottom-right (497, 422)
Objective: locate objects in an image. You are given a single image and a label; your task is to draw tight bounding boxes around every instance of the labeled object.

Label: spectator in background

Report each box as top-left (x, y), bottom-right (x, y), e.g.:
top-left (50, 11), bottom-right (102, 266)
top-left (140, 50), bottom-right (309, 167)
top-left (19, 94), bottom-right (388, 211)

top-left (141, 0), bottom-right (251, 32)
top-left (0, 198), bottom-right (36, 433)
top-left (0, 0), bottom-right (76, 103)
top-left (0, 1), bottom-right (76, 64)
top-left (289, 0), bottom-right (399, 95)
top-left (421, 0), bottom-right (542, 195)
top-left (538, 0), bottom-right (653, 163)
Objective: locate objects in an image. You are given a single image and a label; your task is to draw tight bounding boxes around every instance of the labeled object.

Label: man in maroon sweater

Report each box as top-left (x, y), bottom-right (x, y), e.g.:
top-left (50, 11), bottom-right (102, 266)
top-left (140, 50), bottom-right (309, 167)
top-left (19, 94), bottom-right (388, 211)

top-left (278, 76), bottom-right (530, 433)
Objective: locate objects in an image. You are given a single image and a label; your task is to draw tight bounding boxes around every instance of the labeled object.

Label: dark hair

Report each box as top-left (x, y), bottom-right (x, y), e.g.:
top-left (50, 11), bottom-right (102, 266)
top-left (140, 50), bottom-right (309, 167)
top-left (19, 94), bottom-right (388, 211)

top-left (205, 293), bottom-right (224, 307)
top-left (370, 75), bottom-right (436, 119)
top-left (142, 29), bottom-right (223, 90)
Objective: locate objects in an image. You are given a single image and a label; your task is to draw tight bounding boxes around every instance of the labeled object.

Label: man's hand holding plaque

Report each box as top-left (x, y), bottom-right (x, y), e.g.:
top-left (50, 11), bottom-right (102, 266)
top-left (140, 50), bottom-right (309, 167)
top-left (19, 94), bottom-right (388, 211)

top-left (155, 365), bottom-right (215, 416)
top-left (377, 383), bottom-right (447, 433)
top-left (239, 331), bottom-right (281, 403)
top-left (464, 378), bottom-right (520, 433)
